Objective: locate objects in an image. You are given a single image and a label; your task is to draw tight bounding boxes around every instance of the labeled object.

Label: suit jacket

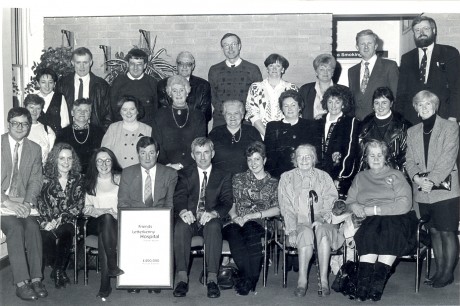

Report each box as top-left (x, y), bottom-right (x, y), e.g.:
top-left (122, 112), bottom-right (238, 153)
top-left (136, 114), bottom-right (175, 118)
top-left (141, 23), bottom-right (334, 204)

top-left (299, 82), bottom-right (318, 120)
top-left (157, 75), bottom-right (212, 123)
top-left (348, 57), bottom-right (399, 121)
top-left (396, 44), bottom-right (460, 124)
top-left (405, 115), bottom-right (460, 203)
top-left (1, 134), bottom-right (43, 205)
top-left (56, 72), bottom-right (113, 130)
top-left (173, 165), bottom-right (232, 219)
top-left (118, 163), bottom-right (178, 208)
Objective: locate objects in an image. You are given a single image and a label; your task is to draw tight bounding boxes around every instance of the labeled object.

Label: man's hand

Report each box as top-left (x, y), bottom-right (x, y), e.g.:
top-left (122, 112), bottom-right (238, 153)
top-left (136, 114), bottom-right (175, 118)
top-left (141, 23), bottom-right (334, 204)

top-left (349, 203), bottom-right (366, 218)
top-left (3, 199), bottom-right (31, 218)
top-left (179, 210), bottom-right (196, 225)
top-left (199, 211), bottom-right (218, 226)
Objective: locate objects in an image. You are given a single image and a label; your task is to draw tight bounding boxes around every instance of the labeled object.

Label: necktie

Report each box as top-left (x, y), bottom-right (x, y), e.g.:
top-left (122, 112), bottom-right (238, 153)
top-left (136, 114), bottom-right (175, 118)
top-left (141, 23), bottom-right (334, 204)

top-left (360, 62), bottom-right (370, 94)
top-left (196, 171), bottom-right (207, 223)
top-left (78, 78), bottom-right (83, 99)
top-left (9, 142), bottom-right (20, 197)
top-left (144, 170), bottom-right (153, 207)
top-left (231, 64), bottom-right (235, 68)
top-left (420, 48), bottom-right (428, 83)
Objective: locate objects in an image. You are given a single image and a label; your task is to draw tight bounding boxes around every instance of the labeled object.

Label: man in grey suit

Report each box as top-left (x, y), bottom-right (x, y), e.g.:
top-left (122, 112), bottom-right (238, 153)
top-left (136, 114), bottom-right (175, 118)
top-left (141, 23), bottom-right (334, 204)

top-left (1, 107), bottom-right (47, 301)
top-left (348, 29), bottom-right (399, 121)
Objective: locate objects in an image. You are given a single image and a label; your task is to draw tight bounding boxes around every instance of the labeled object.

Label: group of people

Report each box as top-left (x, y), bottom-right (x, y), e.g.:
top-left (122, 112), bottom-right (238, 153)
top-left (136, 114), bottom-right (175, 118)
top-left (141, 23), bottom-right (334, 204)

top-left (1, 15), bottom-right (459, 303)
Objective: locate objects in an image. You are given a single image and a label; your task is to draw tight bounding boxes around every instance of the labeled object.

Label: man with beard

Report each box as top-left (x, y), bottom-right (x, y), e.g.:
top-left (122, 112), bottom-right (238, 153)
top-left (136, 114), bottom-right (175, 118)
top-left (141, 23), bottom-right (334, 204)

top-left (396, 15), bottom-right (460, 125)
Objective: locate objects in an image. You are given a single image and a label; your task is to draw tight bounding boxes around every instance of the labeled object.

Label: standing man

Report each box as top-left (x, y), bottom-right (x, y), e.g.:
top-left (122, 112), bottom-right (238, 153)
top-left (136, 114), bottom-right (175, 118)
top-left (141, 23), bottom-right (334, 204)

top-left (208, 33), bottom-right (262, 128)
top-left (397, 15), bottom-right (460, 125)
top-left (348, 29), bottom-right (399, 121)
top-left (1, 107), bottom-right (47, 301)
top-left (172, 137), bottom-right (232, 299)
top-left (56, 47), bottom-right (112, 130)
top-left (158, 51), bottom-right (212, 124)
top-left (110, 48), bottom-right (159, 124)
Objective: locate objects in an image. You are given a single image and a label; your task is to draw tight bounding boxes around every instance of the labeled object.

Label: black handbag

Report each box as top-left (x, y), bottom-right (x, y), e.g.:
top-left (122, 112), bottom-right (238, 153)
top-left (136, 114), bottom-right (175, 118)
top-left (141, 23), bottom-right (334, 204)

top-left (417, 172), bottom-right (452, 191)
top-left (331, 261), bottom-right (359, 299)
top-left (217, 266), bottom-right (240, 290)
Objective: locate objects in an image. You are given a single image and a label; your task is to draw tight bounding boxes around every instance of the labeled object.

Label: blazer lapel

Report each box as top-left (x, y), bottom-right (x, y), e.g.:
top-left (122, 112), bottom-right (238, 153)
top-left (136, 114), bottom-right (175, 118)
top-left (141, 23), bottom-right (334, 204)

top-left (133, 166), bottom-right (143, 204)
top-left (1, 135), bottom-right (13, 183)
top-left (367, 57), bottom-right (382, 88)
top-left (153, 165), bottom-right (163, 203)
top-left (426, 116), bottom-right (442, 171)
top-left (19, 140), bottom-right (31, 186)
top-left (427, 45), bottom-right (441, 83)
top-left (413, 124), bottom-right (426, 171)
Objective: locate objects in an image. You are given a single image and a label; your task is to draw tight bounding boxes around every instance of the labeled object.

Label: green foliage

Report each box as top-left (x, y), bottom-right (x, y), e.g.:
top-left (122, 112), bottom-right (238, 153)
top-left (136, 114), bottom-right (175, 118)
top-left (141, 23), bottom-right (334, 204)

top-left (104, 36), bottom-right (176, 85)
top-left (24, 46), bottom-right (74, 94)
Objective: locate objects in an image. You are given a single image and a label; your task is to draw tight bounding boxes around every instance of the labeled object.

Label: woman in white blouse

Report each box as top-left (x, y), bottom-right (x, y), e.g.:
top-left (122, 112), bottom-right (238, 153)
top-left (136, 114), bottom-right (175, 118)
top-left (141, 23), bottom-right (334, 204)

top-left (84, 147), bottom-right (124, 299)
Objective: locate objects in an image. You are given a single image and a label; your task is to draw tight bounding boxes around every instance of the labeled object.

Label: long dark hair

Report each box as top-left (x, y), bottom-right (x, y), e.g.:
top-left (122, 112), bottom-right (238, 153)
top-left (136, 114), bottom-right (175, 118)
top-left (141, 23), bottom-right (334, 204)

top-left (85, 147), bottom-right (122, 196)
top-left (44, 142), bottom-right (81, 178)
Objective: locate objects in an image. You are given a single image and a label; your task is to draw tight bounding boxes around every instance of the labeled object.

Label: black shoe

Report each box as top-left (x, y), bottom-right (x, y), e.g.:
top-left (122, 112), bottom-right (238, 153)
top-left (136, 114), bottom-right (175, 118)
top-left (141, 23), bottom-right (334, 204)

top-left (108, 267), bottom-right (125, 277)
top-left (127, 289), bottom-right (140, 293)
top-left (148, 289), bottom-right (161, 294)
top-left (52, 269), bottom-right (67, 289)
top-left (97, 287), bottom-right (112, 298)
top-left (173, 281), bottom-right (188, 297)
top-left (16, 283), bottom-right (38, 301)
top-left (207, 281), bottom-right (220, 298)
top-left (235, 278), bottom-right (252, 296)
top-left (31, 281), bottom-right (48, 298)
top-left (61, 270), bottom-right (71, 285)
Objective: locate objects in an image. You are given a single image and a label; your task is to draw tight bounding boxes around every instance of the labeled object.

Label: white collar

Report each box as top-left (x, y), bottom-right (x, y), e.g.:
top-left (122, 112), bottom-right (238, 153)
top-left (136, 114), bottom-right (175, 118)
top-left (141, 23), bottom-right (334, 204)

top-left (362, 54), bottom-right (377, 66)
top-left (225, 58), bottom-right (242, 67)
top-left (326, 112), bottom-right (343, 123)
top-left (74, 73), bottom-right (90, 82)
top-left (127, 72), bottom-right (145, 80)
top-left (197, 165), bottom-right (212, 174)
top-left (375, 111), bottom-right (392, 120)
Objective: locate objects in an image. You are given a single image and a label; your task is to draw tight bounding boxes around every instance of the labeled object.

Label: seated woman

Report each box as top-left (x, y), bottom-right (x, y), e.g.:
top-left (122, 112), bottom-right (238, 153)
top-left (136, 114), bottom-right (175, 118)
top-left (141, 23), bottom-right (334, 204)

top-left (101, 95), bottom-right (152, 169)
top-left (152, 75), bottom-right (206, 170)
top-left (317, 84), bottom-right (359, 197)
top-left (265, 90), bottom-right (320, 179)
top-left (84, 147), bottom-right (124, 299)
top-left (223, 141), bottom-right (279, 295)
top-left (346, 139), bottom-right (417, 301)
top-left (358, 87), bottom-right (411, 172)
top-left (209, 100), bottom-right (262, 175)
top-left (38, 143), bottom-right (85, 289)
top-left (278, 144), bottom-right (342, 297)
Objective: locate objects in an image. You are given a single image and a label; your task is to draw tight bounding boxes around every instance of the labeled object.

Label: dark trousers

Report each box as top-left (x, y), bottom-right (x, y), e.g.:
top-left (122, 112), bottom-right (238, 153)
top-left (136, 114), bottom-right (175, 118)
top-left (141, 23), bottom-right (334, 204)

top-left (222, 221), bottom-right (264, 283)
top-left (1, 216), bottom-right (43, 284)
top-left (87, 214), bottom-right (118, 290)
top-left (41, 223), bottom-right (74, 270)
top-left (174, 218), bottom-right (222, 275)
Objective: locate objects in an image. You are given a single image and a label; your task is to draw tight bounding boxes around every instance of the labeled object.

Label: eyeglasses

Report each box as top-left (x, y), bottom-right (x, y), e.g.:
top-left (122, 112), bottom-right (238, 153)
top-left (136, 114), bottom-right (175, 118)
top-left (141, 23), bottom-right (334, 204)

top-left (413, 26), bottom-right (431, 34)
top-left (9, 121), bottom-right (30, 129)
top-left (222, 42), bottom-right (239, 50)
top-left (96, 159), bottom-right (112, 166)
top-left (177, 61), bottom-right (194, 68)
top-left (318, 67), bottom-right (333, 73)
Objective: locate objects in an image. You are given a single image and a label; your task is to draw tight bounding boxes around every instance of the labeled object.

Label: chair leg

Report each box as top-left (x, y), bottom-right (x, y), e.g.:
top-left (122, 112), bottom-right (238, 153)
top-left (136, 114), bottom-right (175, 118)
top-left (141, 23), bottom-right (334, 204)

top-left (283, 239), bottom-right (287, 288)
top-left (426, 247), bottom-right (431, 280)
top-left (73, 221), bottom-right (78, 284)
top-left (203, 244), bottom-right (207, 287)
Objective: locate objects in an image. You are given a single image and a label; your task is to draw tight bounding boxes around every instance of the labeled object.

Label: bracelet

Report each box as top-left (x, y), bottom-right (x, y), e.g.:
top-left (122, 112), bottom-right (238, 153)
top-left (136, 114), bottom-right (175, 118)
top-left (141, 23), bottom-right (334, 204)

top-left (374, 206), bottom-right (377, 216)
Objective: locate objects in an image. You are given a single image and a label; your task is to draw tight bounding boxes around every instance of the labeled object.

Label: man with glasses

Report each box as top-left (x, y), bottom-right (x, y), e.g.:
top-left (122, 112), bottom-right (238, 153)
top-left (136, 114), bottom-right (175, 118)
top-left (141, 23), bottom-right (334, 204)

top-left (157, 51), bottom-right (212, 123)
top-left (56, 47), bottom-right (112, 131)
top-left (208, 33), bottom-right (262, 128)
top-left (348, 29), bottom-right (399, 121)
top-left (1, 107), bottom-right (47, 301)
top-left (110, 48), bottom-right (159, 124)
top-left (397, 15), bottom-right (460, 124)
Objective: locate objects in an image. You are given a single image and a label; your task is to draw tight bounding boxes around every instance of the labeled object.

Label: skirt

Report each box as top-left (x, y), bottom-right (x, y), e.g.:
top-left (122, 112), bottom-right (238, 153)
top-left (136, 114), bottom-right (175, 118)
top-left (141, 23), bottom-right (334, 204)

top-left (354, 210), bottom-right (418, 257)
top-left (295, 223), bottom-right (344, 251)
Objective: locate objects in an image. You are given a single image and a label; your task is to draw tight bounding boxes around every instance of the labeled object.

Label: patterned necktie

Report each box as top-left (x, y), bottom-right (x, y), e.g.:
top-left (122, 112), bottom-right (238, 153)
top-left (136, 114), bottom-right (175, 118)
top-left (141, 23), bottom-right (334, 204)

top-left (360, 62), bottom-right (370, 94)
top-left (420, 48), bottom-right (428, 83)
top-left (196, 171), bottom-right (207, 223)
top-left (144, 170), bottom-right (153, 207)
top-left (9, 142), bottom-right (20, 197)
top-left (78, 78), bottom-right (83, 99)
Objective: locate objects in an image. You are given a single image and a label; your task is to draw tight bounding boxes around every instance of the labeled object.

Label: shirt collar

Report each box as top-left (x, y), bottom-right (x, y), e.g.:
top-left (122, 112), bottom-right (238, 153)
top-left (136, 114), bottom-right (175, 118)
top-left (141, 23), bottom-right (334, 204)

top-left (418, 43), bottom-right (435, 55)
top-left (197, 165), bottom-right (212, 174)
top-left (326, 112), bottom-right (343, 123)
top-left (127, 72), bottom-right (145, 80)
top-left (74, 73), bottom-right (90, 82)
top-left (362, 54), bottom-right (377, 66)
top-left (225, 58), bottom-right (242, 67)
top-left (8, 134), bottom-right (24, 147)
top-left (375, 110), bottom-right (392, 120)
top-left (142, 164), bottom-right (157, 174)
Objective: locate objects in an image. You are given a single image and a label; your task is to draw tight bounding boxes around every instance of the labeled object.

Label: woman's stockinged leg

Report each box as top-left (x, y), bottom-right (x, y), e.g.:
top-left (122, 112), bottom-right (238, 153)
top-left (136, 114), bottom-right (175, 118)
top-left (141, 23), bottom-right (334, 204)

top-left (297, 246), bottom-right (313, 288)
top-left (97, 214), bottom-right (118, 271)
top-left (433, 230), bottom-right (458, 287)
top-left (429, 228), bottom-right (444, 283)
top-left (317, 236), bottom-right (331, 291)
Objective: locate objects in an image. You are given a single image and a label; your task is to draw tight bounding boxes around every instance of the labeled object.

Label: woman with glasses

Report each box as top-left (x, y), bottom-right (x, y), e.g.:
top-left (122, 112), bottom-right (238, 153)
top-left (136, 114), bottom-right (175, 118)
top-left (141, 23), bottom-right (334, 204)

top-left (299, 54), bottom-right (337, 120)
top-left (246, 53), bottom-right (298, 138)
top-left (101, 95), bottom-right (152, 169)
top-left (152, 75), bottom-right (206, 170)
top-left (84, 147), bottom-right (124, 299)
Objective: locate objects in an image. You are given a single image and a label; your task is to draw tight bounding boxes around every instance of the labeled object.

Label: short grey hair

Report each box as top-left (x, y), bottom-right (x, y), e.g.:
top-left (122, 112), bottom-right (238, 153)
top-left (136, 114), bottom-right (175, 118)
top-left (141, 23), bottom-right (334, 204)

top-left (222, 100), bottom-right (245, 115)
top-left (294, 144), bottom-right (318, 166)
top-left (313, 54), bottom-right (336, 71)
top-left (176, 51), bottom-right (195, 65)
top-left (166, 75), bottom-right (191, 96)
top-left (191, 137), bottom-right (214, 152)
top-left (412, 90), bottom-right (440, 112)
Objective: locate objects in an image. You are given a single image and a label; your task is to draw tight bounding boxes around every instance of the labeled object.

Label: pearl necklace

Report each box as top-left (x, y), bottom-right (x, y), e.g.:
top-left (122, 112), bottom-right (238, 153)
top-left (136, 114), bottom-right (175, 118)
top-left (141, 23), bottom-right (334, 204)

top-left (72, 125), bottom-right (90, 144)
top-left (231, 128), bottom-right (242, 144)
top-left (171, 105), bottom-right (189, 129)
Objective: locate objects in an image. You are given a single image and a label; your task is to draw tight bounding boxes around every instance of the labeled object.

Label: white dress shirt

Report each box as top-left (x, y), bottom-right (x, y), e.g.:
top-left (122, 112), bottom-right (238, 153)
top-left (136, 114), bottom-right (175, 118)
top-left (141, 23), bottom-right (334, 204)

top-left (141, 165), bottom-right (157, 202)
top-left (359, 54), bottom-right (378, 84)
top-left (418, 43), bottom-right (435, 83)
top-left (74, 73), bottom-right (90, 99)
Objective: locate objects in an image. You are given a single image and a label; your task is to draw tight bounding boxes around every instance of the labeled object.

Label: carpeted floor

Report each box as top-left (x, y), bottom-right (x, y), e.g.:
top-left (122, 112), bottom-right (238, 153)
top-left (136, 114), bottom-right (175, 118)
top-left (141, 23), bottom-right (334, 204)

top-left (1, 256), bottom-right (459, 306)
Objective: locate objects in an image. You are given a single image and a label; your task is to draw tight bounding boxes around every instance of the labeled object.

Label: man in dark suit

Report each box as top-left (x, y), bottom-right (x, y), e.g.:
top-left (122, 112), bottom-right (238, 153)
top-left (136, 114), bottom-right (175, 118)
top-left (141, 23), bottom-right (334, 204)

top-left (157, 51), bottom-right (212, 124)
top-left (1, 107), bottom-right (47, 301)
top-left (396, 15), bottom-right (460, 125)
top-left (172, 137), bottom-right (232, 299)
top-left (348, 29), bottom-right (399, 121)
top-left (118, 136), bottom-right (178, 208)
top-left (56, 47), bottom-right (112, 130)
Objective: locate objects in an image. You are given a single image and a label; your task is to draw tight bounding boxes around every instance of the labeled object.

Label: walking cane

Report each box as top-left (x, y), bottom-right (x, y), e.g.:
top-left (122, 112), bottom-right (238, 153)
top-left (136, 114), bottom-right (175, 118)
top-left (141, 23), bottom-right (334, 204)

top-left (308, 190), bottom-right (322, 296)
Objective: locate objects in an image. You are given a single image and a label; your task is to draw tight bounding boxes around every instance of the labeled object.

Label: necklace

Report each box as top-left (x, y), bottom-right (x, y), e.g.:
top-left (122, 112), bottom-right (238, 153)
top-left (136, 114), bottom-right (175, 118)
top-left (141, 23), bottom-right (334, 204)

top-left (423, 128), bottom-right (433, 135)
top-left (231, 128), bottom-right (242, 144)
top-left (72, 125), bottom-right (90, 144)
top-left (171, 106), bottom-right (189, 128)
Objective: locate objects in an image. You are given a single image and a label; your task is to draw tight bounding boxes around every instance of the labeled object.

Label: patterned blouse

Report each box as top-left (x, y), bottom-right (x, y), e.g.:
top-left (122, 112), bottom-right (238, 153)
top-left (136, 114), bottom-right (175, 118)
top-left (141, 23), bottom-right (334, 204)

top-left (37, 173), bottom-right (85, 228)
top-left (278, 168), bottom-right (337, 235)
top-left (245, 79), bottom-right (298, 127)
top-left (232, 170), bottom-right (279, 226)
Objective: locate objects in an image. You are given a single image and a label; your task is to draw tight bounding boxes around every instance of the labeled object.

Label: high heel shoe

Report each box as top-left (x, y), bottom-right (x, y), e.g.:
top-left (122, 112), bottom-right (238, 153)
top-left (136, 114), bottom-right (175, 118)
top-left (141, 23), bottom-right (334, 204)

top-left (52, 269), bottom-right (67, 289)
top-left (97, 286), bottom-right (112, 299)
top-left (61, 270), bottom-right (71, 285)
top-left (108, 267), bottom-right (125, 277)
top-left (432, 276), bottom-right (454, 288)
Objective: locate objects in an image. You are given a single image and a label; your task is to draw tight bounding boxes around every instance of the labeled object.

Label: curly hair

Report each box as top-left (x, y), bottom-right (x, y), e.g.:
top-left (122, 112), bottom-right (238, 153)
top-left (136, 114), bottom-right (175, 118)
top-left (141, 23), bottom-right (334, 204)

top-left (85, 147), bottom-right (122, 196)
top-left (245, 141), bottom-right (266, 159)
top-left (44, 142), bottom-right (82, 178)
top-left (321, 84), bottom-right (354, 115)
top-left (278, 90), bottom-right (304, 112)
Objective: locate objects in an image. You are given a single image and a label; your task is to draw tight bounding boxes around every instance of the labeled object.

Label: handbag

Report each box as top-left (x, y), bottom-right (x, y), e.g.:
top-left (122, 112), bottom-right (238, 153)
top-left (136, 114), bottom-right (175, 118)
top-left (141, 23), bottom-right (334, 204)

top-left (331, 260), bottom-right (359, 299)
top-left (417, 172), bottom-right (451, 191)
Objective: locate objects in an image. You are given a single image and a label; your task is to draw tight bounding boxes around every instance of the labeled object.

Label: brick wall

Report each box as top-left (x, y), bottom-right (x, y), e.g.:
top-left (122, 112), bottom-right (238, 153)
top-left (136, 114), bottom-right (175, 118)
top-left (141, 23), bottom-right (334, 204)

top-left (43, 14), bottom-right (333, 87)
top-left (430, 13), bottom-right (460, 50)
